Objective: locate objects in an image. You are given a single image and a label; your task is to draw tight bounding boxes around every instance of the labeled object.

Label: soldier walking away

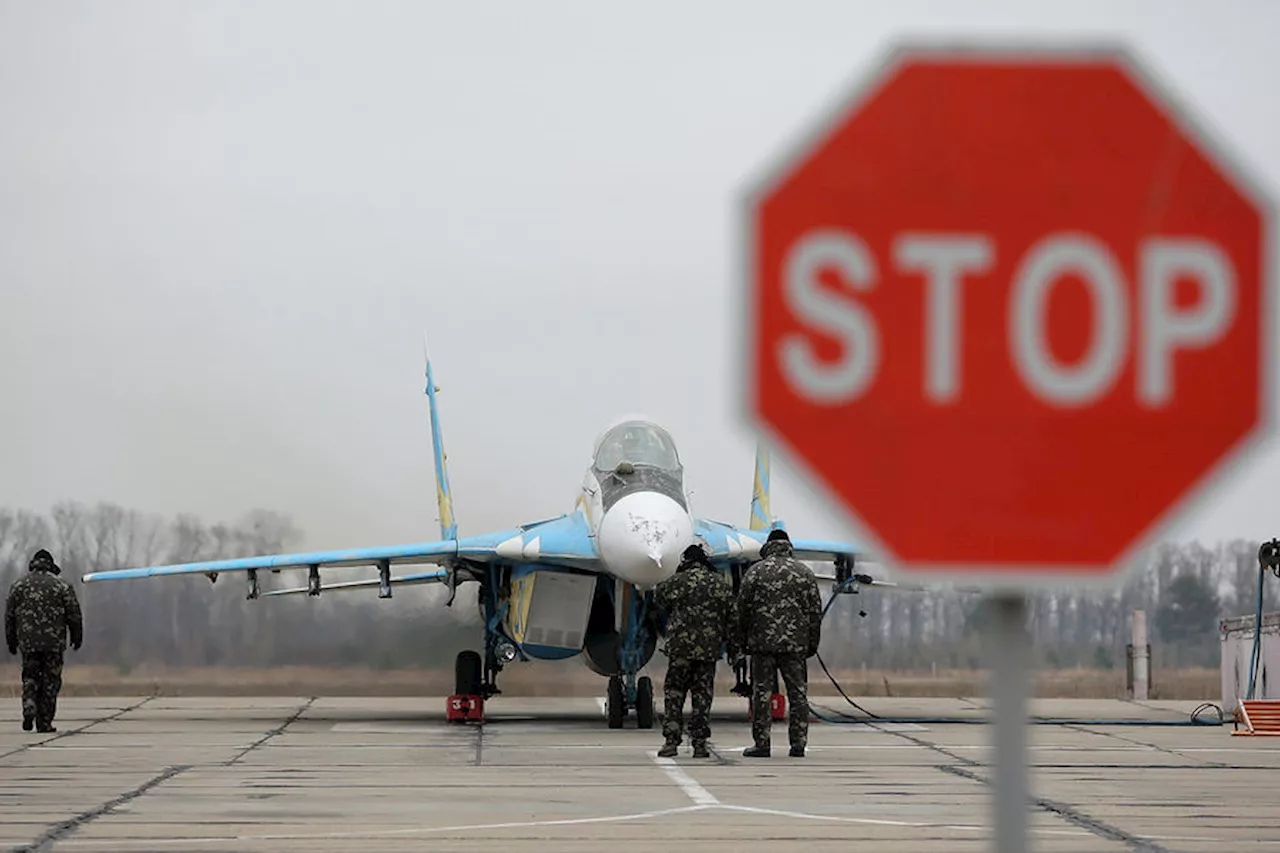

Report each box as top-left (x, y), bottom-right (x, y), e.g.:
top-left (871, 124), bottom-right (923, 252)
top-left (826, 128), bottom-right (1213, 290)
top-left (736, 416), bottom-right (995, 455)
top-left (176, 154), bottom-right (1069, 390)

top-left (5, 549), bottom-right (83, 733)
top-left (653, 542), bottom-right (735, 758)
top-left (736, 528), bottom-right (821, 758)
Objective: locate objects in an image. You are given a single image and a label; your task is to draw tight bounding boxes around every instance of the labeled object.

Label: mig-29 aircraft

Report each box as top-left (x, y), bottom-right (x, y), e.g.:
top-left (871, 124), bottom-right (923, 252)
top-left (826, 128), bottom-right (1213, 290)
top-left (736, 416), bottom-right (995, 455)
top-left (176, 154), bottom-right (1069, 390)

top-left (82, 350), bottom-right (880, 728)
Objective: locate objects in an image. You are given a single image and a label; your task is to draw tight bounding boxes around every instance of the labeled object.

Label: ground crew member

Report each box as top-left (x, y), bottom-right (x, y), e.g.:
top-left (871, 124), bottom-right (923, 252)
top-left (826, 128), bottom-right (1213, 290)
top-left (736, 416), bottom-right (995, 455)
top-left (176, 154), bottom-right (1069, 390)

top-left (5, 549), bottom-right (83, 733)
top-left (736, 528), bottom-right (821, 758)
top-left (653, 542), bottom-right (734, 758)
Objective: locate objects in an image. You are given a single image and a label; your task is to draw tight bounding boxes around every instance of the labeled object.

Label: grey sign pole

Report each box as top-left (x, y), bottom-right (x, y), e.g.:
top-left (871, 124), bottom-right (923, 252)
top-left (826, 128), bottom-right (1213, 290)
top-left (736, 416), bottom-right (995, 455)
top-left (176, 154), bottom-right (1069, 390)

top-left (986, 592), bottom-right (1031, 853)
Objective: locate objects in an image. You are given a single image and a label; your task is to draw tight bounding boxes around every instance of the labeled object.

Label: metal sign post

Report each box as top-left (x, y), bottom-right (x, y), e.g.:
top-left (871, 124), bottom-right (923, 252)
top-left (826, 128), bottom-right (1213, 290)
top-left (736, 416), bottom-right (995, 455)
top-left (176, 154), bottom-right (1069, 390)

top-left (985, 593), bottom-right (1031, 852)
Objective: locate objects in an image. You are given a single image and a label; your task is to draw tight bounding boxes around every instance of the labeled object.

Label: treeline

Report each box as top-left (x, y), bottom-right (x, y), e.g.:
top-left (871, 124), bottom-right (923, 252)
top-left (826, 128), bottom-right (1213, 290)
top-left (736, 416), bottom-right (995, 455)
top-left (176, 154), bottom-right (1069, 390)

top-left (0, 502), bottom-right (477, 671)
top-left (1, 502), bottom-right (1273, 672)
top-left (822, 539), bottom-right (1279, 671)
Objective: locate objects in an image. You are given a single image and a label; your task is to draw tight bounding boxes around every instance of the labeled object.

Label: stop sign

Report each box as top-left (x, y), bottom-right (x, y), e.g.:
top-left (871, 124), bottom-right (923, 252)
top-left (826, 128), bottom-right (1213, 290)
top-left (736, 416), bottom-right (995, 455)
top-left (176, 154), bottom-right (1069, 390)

top-left (744, 45), bottom-right (1275, 579)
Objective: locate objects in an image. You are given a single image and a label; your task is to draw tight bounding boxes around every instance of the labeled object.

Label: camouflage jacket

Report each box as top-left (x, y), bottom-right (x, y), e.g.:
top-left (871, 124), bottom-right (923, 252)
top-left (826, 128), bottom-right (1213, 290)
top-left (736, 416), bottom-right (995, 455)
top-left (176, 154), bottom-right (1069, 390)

top-left (5, 569), bottom-right (83, 654)
top-left (653, 560), bottom-right (734, 662)
top-left (737, 540), bottom-right (822, 656)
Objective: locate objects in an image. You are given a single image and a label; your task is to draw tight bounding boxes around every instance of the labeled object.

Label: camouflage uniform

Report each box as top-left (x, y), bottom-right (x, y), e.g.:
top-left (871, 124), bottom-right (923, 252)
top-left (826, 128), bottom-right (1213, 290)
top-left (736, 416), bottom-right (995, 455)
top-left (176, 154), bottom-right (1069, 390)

top-left (653, 546), bottom-right (734, 754)
top-left (5, 550), bottom-right (83, 732)
top-left (737, 533), bottom-right (821, 755)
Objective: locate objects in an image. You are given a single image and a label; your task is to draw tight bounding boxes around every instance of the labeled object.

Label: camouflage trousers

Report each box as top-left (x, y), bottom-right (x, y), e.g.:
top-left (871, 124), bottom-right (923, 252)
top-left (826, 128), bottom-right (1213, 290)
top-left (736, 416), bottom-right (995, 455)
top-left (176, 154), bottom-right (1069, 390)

top-left (750, 653), bottom-right (809, 749)
top-left (21, 650), bottom-right (63, 727)
top-left (662, 657), bottom-right (716, 745)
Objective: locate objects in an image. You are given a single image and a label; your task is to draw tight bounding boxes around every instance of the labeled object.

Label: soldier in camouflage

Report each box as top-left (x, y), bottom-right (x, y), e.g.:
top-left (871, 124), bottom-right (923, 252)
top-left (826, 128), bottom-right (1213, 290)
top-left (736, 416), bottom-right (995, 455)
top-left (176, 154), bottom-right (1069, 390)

top-left (736, 528), bottom-right (822, 758)
top-left (5, 549), bottom-right (83, 733)
top-left (653, 542), bottom-right (734, 758)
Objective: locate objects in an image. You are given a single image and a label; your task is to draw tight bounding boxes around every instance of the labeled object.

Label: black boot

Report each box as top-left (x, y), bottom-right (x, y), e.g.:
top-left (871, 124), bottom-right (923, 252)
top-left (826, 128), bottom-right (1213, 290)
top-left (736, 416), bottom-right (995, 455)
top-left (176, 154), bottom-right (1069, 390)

top-left (36, 722), bottom-right (55, 733)
top-left (21, 713), bottom-right (32, 732)
top-left (657, 741), bottom-right (679, 758)
top-left (742, 744), bottom-right (770, 758)
top-left (692, 742), bottom-right (710, 758)
top-left (789, 744), bottom-right (805, 757)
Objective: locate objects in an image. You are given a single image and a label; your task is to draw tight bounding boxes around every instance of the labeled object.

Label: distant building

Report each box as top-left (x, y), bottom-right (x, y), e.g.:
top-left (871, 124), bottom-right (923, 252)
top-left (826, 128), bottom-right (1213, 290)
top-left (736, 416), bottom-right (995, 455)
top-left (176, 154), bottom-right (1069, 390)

top-left (1220, 612), bottom-right (1280, 711)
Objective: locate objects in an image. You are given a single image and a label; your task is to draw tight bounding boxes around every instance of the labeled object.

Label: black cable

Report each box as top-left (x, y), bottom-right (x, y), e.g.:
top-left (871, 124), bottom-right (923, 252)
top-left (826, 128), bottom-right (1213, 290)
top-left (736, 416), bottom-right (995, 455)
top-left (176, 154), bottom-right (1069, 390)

top-left (1190, 702), bottom-right (1224, 725)
top-left (815, 648), bottom-right (881, 719)
top-left (814, 577), bottom-right (1224, 727)
top-left (1246, 539), bottom-right (1280, 700)
top-left (815, 578), bottom-right (881, 719)
top-left (1246, 561), bottom-right (1266, 700)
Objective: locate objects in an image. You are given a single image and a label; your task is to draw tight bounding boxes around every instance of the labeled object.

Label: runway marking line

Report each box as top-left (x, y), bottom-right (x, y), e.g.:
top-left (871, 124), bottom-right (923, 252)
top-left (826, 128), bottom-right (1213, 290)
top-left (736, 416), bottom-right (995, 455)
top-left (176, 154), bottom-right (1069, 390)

top-left (54, 806), bottom-right (715, 846)
top-left (648, 751), bottom-right (720, 805)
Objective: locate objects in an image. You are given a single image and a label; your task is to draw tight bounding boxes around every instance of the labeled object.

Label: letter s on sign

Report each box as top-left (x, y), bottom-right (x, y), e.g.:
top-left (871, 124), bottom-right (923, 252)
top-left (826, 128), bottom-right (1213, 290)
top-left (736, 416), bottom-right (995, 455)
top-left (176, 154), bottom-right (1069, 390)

top-left (777, 230), bottom-right (881, 405)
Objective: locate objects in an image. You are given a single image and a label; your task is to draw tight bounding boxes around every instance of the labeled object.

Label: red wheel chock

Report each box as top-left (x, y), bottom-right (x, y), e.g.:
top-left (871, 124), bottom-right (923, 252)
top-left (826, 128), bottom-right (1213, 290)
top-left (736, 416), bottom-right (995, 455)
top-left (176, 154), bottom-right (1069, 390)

top-left (746, 693), bottom-right (788, 721)
top-left (447, 694), bottom-right (484, 723)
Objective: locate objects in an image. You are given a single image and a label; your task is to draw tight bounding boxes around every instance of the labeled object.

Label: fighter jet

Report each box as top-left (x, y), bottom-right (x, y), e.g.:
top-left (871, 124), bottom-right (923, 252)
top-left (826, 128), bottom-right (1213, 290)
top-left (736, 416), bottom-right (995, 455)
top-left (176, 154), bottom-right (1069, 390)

top-left (81, 350), bottom-right (875, 727)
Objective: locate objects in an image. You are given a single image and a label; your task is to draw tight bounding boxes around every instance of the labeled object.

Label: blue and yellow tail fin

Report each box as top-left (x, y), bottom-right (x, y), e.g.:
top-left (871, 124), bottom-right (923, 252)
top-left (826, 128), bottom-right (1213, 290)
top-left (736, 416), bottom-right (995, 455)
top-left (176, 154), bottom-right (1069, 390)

top-left (424, 341), bottom-right (458, 541)
top-left (749, 443), bottom-right (777, 532)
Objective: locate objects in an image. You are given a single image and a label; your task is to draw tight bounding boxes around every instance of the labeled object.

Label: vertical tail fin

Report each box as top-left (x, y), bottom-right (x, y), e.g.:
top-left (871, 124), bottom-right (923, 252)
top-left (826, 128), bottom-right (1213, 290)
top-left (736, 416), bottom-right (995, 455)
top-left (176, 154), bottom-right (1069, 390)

top-left (749, 443), bottom-right (774, 532)
top-left (424, 341), bottom-right (458, 541)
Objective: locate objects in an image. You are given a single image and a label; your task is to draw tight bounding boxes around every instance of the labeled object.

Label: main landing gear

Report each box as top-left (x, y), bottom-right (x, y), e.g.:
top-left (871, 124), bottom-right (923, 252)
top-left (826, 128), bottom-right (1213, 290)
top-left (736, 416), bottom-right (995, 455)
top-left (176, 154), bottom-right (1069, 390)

top-left (449, 567), bottom-right (516, 724)
top-left (605, 673), bottom-right (655, 729)
top-left (448, 650), bottom-right (488, 723)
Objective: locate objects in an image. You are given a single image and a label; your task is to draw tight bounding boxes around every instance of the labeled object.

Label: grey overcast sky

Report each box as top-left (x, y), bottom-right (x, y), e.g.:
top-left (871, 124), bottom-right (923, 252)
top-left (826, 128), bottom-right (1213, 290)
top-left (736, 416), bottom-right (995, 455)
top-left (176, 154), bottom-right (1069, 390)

top-left (1, 1), bottom-right (1277, 561)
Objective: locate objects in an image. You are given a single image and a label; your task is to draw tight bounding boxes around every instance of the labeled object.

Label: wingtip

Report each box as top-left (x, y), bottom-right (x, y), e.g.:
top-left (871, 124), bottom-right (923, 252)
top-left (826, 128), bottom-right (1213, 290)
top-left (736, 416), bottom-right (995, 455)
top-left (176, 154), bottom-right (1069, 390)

top-left (423, 333), bottom-right (440, 392)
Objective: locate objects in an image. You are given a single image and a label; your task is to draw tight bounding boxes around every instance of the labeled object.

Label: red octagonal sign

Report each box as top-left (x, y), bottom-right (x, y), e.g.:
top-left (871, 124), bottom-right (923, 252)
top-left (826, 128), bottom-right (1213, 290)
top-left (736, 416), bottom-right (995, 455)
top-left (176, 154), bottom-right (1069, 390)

top-left (744, 45), bottom-right (1275, 580)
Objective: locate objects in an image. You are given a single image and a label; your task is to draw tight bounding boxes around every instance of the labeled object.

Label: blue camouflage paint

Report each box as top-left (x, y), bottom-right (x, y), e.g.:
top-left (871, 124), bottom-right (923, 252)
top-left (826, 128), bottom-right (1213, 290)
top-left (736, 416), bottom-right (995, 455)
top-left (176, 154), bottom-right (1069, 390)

top-left (693, 518), bottom-right (861, 563)
top-left (518, 512), bottom-right (598, 559)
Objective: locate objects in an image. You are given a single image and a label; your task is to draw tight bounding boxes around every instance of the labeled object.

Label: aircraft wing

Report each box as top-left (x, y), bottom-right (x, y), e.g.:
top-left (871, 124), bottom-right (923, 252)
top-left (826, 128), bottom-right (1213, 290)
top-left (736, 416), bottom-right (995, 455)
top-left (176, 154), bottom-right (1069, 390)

top-left (808, 568), bottom-right (931, 592)
top-left (80, 511), bottom-right (601, 591)
top-left (806, 564), bottom-right (984, 595)
top-left (692, 518), bottom-right (969, 593)
top-left (694, 518), bottom-right (863, 564)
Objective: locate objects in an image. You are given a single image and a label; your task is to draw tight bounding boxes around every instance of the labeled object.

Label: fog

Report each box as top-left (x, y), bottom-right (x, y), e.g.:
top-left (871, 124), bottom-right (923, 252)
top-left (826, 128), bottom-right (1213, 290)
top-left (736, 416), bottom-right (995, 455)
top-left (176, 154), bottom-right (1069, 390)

top-left (2, 1), bottom-right (1278, 560)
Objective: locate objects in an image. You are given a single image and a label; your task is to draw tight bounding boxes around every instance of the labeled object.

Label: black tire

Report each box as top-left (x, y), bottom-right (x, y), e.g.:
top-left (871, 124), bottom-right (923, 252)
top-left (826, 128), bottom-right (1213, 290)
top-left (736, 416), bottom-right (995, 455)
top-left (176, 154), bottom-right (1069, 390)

top-left (606, 676), bottom-right (625, 729)
top-left (635, 676), bottom-right (655, 730)
top-left (455, 650), bottom-right (482, 696)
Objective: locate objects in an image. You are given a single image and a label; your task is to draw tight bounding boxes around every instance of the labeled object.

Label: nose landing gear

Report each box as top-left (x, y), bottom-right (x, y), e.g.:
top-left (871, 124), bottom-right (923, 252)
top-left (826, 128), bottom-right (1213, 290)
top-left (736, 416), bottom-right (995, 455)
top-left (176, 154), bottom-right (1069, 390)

top-left (606, 673), bottom-right (655, 729)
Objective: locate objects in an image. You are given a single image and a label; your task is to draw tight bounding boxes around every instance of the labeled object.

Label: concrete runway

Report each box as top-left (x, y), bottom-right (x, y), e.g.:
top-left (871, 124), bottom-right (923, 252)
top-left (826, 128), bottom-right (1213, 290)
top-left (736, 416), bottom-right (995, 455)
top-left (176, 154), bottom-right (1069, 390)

top-left (1, 695), bottom-right (1277, 852)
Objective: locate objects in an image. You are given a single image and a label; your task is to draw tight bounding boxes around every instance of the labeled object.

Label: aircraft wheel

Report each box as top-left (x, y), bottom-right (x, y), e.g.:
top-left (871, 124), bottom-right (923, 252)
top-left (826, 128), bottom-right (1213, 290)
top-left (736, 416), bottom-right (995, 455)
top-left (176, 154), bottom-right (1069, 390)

top-left (455, 650), bottom-right (482, 696)
top-left (635, 676), bottom-right (655, 730)
top-left (606, 676), bottom-right (625, 729)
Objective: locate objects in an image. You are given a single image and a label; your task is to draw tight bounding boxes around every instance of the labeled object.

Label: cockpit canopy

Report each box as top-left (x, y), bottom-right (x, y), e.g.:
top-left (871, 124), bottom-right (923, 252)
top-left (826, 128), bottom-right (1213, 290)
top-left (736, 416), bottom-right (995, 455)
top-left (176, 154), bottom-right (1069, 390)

top-left (592, 420), bottom-right (682, 473)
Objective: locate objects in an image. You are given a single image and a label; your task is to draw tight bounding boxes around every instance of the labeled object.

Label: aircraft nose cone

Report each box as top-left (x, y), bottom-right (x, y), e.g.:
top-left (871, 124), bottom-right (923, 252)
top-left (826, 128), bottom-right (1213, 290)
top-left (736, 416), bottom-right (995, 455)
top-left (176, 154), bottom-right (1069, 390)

top-left (598, 491), bottom-right (694, 588)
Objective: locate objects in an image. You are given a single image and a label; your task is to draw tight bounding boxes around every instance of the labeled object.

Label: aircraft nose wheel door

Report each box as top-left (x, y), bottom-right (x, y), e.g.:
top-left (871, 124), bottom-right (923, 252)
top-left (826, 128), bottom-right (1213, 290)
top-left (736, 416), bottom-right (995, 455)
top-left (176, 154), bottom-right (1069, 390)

top-left (635, 676), bottom-right (655, 729)
top-left (606, 676), bottom-right (625, 728)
